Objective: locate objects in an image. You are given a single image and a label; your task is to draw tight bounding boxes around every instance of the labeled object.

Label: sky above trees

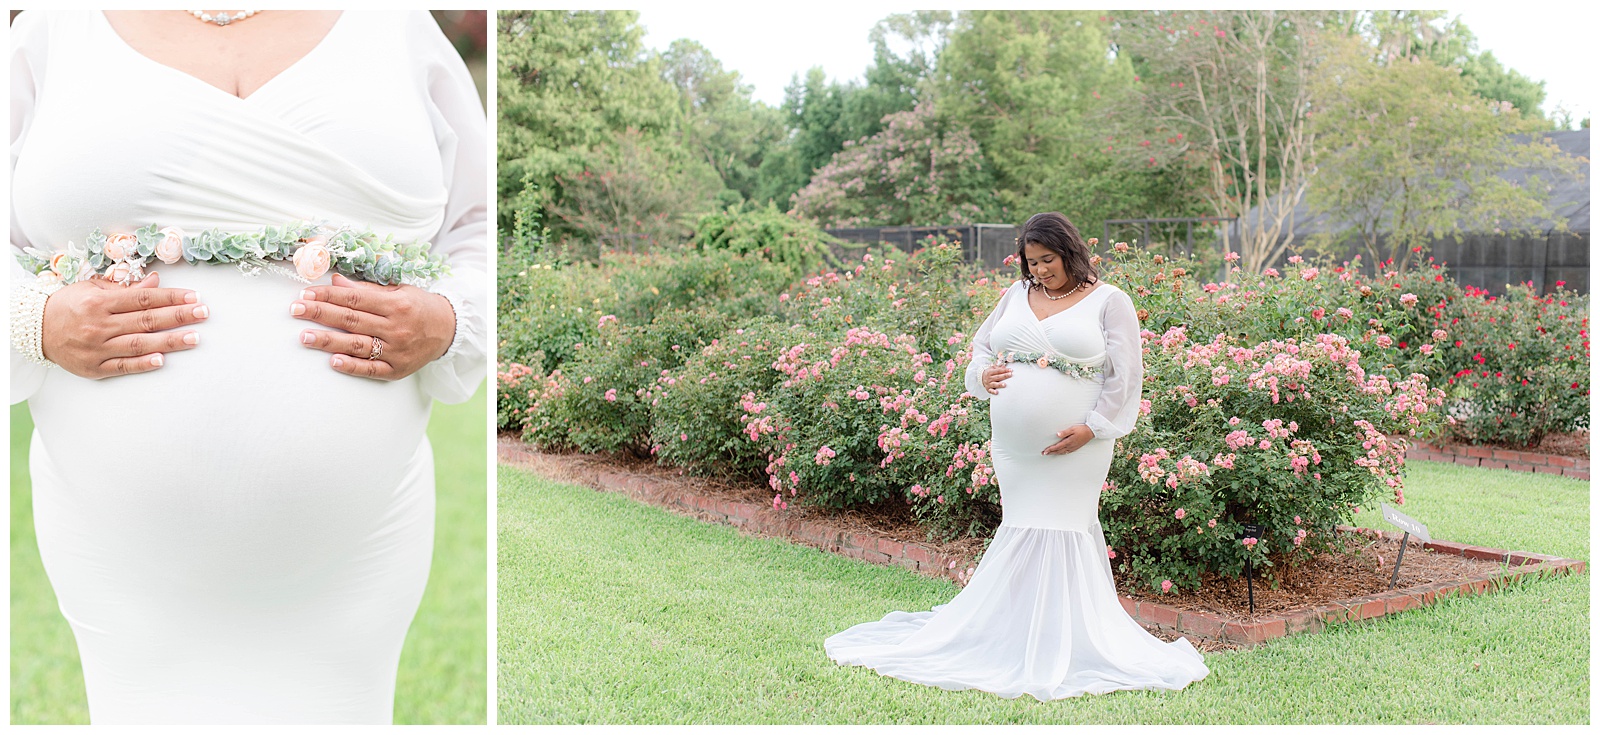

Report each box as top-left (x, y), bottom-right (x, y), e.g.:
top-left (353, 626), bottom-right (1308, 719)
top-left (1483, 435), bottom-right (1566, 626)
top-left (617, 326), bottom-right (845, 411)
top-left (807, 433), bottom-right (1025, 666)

top-left (637, 3), bottom-right (1589, 128)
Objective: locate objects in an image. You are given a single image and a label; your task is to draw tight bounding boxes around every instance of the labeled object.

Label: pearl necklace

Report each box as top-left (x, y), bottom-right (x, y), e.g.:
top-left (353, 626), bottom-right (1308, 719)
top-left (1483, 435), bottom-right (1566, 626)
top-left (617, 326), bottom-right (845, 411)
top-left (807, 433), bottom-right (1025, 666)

top-left (187, 10), bottom-right (261, 26)
top-left (1038, 279), bottom-right (1084, 301)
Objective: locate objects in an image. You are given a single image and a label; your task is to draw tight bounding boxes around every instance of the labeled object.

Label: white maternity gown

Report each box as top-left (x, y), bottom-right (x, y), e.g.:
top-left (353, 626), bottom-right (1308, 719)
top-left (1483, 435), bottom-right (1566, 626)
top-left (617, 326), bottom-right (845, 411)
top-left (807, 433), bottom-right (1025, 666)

top-left (9, 10), bottom-right (487, 724)
top-left (825, 280), bottom-right (1209, 700)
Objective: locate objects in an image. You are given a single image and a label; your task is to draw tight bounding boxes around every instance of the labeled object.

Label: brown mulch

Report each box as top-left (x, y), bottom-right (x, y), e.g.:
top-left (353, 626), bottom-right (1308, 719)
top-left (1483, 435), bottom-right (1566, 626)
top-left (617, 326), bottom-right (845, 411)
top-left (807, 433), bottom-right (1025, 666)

top-left (1533, 430), bottom-right (1590, 459)
top-left (502, 440), bottom-right (1511, 652)
top-left (1428, 429), bottom-right (1590, 459)
top-left (1117, 533), bottom-right (1502, 621)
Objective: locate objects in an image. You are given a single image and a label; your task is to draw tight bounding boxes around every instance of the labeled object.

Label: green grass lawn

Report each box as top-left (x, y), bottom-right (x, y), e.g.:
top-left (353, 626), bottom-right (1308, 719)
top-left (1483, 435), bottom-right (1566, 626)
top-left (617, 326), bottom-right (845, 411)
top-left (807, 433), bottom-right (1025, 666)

top-left (10, 384), bottom-right (488, 725)
top-left (498, 458), bottom-right (1589, 725)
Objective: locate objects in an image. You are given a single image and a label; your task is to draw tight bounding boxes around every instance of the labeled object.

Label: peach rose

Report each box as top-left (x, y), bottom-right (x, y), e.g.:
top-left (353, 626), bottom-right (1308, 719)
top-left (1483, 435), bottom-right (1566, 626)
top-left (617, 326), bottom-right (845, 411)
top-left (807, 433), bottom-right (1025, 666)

top-left (293, 240), bottom-right (331, 280)
top-left (108, 264), bottom-right (131, 282)
top-left (49, 252), bottom-right (70, 275)
top-left (1036, 356), bottom-right (1050, 368)
top-left (155, 226), bottom-right (186, 264)
top-left (103, 233), bottom-right (136, 261)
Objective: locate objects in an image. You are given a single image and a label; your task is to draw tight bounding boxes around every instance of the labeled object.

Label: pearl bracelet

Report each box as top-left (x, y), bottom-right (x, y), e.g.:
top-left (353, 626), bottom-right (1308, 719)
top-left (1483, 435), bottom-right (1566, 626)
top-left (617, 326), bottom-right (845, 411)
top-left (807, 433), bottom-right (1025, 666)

top-left (10, 278), bottom-right (64, 368)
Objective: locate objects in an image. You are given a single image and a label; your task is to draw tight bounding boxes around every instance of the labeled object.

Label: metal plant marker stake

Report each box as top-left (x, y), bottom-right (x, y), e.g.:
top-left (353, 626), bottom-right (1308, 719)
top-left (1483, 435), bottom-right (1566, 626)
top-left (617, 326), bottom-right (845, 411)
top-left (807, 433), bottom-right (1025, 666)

top-left (1389, 532), bottom-right (1410, 590)
top-left (1242, 523), bottom-right (1263, 615)
top-left (1380, 504), bottom-right (1431, 591)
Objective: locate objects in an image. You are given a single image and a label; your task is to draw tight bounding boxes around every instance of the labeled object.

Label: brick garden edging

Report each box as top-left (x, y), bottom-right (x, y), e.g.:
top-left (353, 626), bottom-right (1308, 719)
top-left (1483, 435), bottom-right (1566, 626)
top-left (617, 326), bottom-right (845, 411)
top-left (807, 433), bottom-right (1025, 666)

top-left (499, 439), bottom-right (1588, 648)
top-left (1403, 439), bottom-right (1589, 480)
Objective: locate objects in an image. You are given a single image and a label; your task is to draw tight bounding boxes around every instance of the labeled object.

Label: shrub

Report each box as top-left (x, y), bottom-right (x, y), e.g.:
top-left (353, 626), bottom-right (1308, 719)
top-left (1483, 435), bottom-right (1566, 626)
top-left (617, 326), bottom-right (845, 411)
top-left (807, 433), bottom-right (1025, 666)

top-left (689, 203), bottom-right (837, 275)
top-left (606, 249), bottom-right (792, 326)
top-left (1435, 281), bottom-right (1590, 446)
top-left (523, 307), bottom-right (732, 456)
top-left (647, 319), bottom-right (796, 479)
top-left (496, 259), bottom-right (605, 388)
top-left (745, 326), bottom-right (932, 509)
top-left (496, 360), bottom-right (539, 434)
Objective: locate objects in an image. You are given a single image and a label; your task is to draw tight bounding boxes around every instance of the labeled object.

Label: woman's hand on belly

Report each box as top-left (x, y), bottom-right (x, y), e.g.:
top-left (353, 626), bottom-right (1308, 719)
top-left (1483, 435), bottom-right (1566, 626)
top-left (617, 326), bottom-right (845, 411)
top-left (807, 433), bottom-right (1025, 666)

top-left (981, 364), bottom-right (1013, 394)
top-left (41, 271), bottom-right (207, 378)
top-left (1042, 424), bottom-right (1094, 455)
top-left (292, 273), bottom-right (455, 381)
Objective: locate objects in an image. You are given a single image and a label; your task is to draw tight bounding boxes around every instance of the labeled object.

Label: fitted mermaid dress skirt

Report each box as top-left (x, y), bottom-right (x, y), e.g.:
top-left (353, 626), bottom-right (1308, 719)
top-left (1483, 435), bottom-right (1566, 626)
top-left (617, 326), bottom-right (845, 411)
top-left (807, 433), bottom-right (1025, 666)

top-left (10, 11), bottom-right (488, 724)
top-left (825, 282), bottom-right (1208, 700)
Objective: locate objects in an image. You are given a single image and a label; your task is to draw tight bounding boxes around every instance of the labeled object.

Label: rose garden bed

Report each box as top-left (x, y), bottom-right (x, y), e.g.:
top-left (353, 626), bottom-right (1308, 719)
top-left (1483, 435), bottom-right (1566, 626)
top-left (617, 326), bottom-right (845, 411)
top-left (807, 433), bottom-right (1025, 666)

top-left (499, 436), bottom-right (1586, 650)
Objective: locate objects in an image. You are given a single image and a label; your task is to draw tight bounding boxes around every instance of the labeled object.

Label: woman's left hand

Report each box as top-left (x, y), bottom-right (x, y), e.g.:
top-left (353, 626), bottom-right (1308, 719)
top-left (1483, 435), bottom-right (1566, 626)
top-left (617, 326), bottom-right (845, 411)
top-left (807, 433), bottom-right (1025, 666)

top-left (1042, 424), bottom-right (1095, 455)
top-left (292, 273), bottom-right (455, 380)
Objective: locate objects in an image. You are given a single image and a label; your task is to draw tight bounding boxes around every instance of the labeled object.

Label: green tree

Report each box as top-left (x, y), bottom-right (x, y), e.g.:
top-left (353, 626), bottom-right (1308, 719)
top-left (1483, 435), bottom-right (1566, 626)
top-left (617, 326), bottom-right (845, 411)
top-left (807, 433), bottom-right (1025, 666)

top-left (1109, 10), bottom-right (1332, 273)
top-left (934, 10), bottom-right (1134, 213)
top-left (1351, 11), bottom-right (1547, 122)
top-left (659, 39), bottom-right (788, 207)
top-left (790, 101), bottom-right (1000, 227)
top-left (1308, 34), bottom-right (1581, 270)
top-left (497, 11), bottom-right (685, 239)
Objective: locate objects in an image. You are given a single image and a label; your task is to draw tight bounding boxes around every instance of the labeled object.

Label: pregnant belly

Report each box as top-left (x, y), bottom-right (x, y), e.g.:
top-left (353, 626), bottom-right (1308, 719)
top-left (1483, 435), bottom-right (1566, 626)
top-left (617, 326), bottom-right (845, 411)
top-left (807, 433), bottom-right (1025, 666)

top-left (989, 364), bottom-right (1102, 453)
top-left (28, 264), bottom-right (432, 564)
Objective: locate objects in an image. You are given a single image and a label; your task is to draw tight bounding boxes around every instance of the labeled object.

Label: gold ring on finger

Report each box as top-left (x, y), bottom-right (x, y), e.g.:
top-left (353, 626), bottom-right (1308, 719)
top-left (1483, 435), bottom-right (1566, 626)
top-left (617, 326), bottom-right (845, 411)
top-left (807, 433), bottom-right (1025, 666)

top-left (368, 337), bottom-right (383, 361)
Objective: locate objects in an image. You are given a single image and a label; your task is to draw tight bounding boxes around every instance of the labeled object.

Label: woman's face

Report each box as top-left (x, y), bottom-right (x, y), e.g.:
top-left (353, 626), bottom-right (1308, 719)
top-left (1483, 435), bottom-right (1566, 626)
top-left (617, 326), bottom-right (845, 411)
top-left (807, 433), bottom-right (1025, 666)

top-left (1024, 241), bottom-right (1068, 290)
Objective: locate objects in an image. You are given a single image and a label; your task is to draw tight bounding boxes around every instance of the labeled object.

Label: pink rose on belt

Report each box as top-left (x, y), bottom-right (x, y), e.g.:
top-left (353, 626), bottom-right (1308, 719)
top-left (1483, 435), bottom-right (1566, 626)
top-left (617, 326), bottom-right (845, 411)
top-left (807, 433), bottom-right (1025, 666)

top-left (49, 252), bottom-right (70, 275)
top-left (155, 226), bottom-right (186, 264)
top-left (293, 237), bottom-right (331, 280)
top-left (103, 232), bottom-right (136, 261)
top-left (1035, 356), bottom-right (1050, 368)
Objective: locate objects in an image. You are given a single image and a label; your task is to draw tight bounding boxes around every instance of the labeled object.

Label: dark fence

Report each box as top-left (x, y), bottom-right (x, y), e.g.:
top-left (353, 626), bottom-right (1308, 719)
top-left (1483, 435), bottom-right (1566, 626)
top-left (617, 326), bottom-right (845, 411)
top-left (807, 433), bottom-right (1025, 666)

top-left (827, 223), bottom-right (1588, 295)
top-left (825, 224), bottom-right (1019, 270)
top-left (1285, 231), bottom-right (1590, 295)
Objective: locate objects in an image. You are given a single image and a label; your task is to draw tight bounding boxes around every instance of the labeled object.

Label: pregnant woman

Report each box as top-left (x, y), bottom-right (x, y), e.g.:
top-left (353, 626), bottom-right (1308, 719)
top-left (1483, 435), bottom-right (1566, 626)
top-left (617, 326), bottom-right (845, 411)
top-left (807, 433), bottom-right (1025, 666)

top-left (826, 212), bottom-right (1207, 700)
top-left (9, 10), bottom-right (485, 724)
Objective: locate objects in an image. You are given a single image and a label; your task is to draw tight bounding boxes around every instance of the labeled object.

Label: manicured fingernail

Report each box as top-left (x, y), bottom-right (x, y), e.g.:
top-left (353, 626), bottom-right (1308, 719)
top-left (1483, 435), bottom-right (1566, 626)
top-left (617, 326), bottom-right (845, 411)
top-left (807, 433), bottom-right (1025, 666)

top-left (331, 355), bottom-right (344, 368)
top-left (291, 303), bottom-right (306, 316)
top-left (151, 354), bottom-right (164, 367)
top-left (301, 290), bottom-right (315, 301)
top-left (194, 305), bottom-right (209, 319)
top-left (184, 332), bottom-right (200, 345)
top-left (185, 291), bottom-right (198, 304)
top-left (301, 331), bottom-right (315, 345)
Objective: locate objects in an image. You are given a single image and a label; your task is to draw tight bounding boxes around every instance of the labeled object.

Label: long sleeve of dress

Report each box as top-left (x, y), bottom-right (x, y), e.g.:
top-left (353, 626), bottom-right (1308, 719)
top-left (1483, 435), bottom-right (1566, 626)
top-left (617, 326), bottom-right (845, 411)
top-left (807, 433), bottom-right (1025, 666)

top-left (409, 11), bottom-right (488, 405)
top-left (10, 11), bottom-right (48, 405)
top-left (963, 281), bottom-right (1022, 400)
top-left (1084, 288), bottom-right (1144, 439)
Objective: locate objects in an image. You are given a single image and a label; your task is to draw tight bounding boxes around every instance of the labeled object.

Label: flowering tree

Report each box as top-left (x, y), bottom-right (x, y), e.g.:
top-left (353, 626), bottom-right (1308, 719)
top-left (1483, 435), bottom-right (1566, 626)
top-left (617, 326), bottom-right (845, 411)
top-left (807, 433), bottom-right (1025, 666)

top-left (1108, 10), bottom-right (1331, 274)
top-left (790, 102), bottom-right (999, 227)
top-left (1308, 34), bottom-right (1581, 270)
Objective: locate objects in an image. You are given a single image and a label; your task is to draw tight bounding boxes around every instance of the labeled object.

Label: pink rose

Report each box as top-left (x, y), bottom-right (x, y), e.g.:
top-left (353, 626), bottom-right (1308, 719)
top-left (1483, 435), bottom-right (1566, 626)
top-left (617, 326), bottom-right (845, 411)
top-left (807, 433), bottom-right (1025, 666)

top-left (155, 226), bottom-right (186, 264)
top-left (1160, 579), bottom-right (1173, 593)
top-left (293, 239), bottom-right (332, 280)
top-left (1107, 546), bottom-right (1117, 559)
top-left (1175, 508), bottom-right (1187, 519)
top-left (604, 389), bottom-right (618, 402)
top-left (1036, 356), bottom-right (1050, 368)
top-left (1207, 518), bottom-right (1217, 528)
top-left (108, 264), bottom-right (132, 282)
top-left (103, 233), bottom-right (136, 261)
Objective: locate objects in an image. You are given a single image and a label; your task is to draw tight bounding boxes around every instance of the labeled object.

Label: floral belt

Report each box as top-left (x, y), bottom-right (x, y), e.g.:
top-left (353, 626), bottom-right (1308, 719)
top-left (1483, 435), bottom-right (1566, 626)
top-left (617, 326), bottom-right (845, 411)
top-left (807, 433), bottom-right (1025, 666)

top-left (16, 223), bottom-right (448, 287)
top-left (996, 350), bottom-right (1103, 380)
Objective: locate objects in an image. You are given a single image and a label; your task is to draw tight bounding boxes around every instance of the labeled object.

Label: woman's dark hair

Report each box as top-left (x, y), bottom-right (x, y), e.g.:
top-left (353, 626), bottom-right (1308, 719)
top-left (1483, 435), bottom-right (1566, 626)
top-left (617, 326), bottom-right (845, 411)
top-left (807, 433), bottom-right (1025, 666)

top-left (1016, 212), bottom-right (1098, 289)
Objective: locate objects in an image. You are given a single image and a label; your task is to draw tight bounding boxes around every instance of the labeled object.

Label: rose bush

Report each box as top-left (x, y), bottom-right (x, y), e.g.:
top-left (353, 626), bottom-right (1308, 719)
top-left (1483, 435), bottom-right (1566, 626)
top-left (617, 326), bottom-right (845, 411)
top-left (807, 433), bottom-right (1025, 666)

top-left (522, 307), bottom-right (731, 455)
top-left (1434, 281), bottom-right (1590, 447)
top-left (499, 231), bottom-right (1584, 591)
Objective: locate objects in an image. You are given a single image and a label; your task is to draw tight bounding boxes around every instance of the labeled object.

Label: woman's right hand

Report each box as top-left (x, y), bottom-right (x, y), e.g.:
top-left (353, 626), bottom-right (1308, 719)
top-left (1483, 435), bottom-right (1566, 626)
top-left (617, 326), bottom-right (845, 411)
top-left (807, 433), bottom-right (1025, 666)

top-left (41, 271), bottom-right (207, 378)
top-left (981, 364), bottom-right (1013, 394)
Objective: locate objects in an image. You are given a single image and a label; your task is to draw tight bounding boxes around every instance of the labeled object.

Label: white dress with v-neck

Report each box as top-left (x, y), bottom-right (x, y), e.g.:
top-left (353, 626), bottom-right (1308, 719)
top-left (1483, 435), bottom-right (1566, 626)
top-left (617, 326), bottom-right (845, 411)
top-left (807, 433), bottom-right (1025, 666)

top-left (9, 10), bottom-right (486, 724)
top-left (826, 280), bottom-right (1208, 700)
